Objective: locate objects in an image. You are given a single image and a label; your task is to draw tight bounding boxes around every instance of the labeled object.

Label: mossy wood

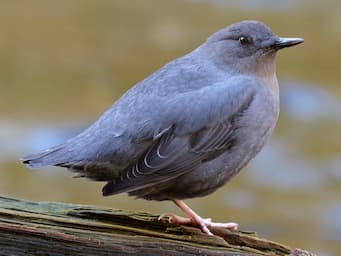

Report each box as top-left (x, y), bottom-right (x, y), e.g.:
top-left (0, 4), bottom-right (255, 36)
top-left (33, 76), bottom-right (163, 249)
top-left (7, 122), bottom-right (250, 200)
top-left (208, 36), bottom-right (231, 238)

top-left (0, 196), bottom-right (315, 256)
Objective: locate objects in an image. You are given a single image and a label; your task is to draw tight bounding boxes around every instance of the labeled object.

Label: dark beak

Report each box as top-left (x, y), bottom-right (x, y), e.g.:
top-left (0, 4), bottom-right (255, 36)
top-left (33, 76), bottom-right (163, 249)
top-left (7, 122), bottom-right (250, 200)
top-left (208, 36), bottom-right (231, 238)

top-left (273, 37), bottom-right (304, 49)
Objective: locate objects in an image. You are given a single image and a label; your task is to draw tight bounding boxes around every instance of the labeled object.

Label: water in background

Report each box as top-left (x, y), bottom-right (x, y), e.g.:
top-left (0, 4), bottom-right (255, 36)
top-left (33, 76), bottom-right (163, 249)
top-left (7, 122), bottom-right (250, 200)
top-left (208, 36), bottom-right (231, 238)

top-left (1, 1), bottom-right (340, 255)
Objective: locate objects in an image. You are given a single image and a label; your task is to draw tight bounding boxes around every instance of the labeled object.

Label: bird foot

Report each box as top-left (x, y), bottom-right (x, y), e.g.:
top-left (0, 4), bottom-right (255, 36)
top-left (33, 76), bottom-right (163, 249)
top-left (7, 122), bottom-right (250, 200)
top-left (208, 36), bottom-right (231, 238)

top-left (159, 212), bottom-right (238, 236)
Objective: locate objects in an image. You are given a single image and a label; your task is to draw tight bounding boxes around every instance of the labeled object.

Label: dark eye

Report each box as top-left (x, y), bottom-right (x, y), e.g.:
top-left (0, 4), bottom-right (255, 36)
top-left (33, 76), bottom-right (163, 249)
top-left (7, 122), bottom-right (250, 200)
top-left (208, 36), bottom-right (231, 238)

top-left (239, 36), bottom-right (251, 45)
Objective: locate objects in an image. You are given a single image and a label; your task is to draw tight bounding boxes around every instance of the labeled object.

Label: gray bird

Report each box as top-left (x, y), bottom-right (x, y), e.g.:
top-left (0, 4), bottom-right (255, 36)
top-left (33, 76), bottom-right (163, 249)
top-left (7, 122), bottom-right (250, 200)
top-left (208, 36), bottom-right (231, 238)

top-left (21, 20), bottom-right (303, 235)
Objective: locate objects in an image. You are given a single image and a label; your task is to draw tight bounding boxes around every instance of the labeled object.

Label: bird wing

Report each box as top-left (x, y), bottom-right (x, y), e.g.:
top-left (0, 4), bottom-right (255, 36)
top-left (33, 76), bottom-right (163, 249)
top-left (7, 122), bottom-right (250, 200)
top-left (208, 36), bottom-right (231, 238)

top-left (102, 77), bottom-right (258, 196)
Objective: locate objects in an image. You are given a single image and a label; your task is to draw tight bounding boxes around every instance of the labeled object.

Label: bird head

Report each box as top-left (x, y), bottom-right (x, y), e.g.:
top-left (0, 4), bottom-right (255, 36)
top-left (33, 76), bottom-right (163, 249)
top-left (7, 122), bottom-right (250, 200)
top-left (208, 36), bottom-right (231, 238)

top-left (204, 20), bottom-right (304, 77)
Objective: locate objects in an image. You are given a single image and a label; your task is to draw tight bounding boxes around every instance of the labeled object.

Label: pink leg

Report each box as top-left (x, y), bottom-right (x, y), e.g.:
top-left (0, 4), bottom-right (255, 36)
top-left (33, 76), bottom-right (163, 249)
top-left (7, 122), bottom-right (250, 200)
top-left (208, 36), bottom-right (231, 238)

top-left (159, 199), bottom-right (238, 236)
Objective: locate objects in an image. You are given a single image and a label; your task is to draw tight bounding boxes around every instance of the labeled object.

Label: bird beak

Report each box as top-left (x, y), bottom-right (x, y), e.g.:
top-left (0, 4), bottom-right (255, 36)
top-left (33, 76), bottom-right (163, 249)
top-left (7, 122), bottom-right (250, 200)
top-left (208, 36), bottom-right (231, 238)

top-left (273, 37), bottom-right (304, 49)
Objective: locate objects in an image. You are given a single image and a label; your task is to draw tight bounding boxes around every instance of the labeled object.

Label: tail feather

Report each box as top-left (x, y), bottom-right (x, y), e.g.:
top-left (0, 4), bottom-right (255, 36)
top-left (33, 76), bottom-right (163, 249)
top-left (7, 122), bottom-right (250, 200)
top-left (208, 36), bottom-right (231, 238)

top-left (21, 144), bottom-right (120, 182)
top-left (21, 144), bottom-right (68, 168)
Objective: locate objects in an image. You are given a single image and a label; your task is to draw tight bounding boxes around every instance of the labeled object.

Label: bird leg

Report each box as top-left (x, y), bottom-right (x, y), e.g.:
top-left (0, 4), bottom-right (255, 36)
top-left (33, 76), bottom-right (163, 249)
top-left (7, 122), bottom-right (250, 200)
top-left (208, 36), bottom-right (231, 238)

top-left (159, 199), bottom-right (238, 236)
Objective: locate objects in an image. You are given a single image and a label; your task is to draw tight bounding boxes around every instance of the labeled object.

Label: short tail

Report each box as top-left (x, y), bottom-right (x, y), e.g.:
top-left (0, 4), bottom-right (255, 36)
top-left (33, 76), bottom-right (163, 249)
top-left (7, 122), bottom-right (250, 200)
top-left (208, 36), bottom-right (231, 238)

top-left (21, 144), bottom-right (68, 168)
top-left (21, 143), bottom-right (121, 182)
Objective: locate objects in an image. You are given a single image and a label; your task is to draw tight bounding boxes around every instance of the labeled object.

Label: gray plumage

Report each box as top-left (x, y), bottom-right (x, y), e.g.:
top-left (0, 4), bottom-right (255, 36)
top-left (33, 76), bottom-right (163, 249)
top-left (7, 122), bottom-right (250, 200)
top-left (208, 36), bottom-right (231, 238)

top-left (22, 21), bottom-right (303, 201)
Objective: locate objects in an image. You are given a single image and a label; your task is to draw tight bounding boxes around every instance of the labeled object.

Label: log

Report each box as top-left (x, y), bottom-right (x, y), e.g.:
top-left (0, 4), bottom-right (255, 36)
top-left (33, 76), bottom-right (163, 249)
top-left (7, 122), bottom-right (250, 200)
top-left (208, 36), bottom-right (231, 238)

top-left (0, 196), bottom-right (315, 256)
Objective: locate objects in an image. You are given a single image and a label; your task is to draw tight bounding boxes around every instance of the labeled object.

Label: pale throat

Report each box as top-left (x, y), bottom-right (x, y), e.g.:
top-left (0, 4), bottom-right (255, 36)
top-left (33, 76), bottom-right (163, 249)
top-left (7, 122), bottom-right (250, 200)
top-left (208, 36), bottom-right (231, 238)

top-left (252, 58), bottom-right (279, 95)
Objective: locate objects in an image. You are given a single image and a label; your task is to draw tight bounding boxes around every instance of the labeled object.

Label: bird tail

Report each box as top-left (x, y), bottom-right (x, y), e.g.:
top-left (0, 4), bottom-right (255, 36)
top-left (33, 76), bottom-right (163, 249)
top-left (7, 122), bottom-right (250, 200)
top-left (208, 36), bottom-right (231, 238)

top-left (21, 144), bottom-right (69, 168)
top-left (21, 143), bottom-right (121, 182)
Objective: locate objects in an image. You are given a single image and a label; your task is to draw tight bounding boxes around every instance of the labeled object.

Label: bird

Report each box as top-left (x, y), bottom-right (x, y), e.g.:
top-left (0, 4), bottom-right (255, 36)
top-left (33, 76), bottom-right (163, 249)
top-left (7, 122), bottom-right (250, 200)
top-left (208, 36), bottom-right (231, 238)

top-left (21, 20), bottom-right (303, 236)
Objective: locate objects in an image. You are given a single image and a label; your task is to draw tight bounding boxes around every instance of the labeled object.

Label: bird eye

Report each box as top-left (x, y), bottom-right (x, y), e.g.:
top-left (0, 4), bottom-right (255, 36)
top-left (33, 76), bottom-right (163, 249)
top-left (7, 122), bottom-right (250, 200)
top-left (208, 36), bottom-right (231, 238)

top-left (239, 36), bottom-right (250, 45)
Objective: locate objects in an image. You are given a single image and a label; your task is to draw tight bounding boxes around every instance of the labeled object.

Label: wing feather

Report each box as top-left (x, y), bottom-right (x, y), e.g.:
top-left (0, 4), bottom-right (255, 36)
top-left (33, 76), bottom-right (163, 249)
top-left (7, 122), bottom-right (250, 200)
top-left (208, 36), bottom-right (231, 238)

top-left (105, 79), bottom-right (257, 196)
top-left (102, 118), bottom-right (240, 196)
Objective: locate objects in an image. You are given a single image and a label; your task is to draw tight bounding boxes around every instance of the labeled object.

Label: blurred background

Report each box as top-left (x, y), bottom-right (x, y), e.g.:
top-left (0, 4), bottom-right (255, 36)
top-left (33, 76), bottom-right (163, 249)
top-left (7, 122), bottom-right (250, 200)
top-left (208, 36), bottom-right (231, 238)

top-left (1, 0), bottom-right (340, 255)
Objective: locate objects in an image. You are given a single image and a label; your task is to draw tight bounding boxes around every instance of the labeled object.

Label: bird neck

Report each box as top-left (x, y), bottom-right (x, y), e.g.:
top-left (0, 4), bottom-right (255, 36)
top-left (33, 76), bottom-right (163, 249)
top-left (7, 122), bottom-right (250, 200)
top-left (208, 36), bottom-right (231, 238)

top-left (243, 56), bottom-right (279, 95)
top-left (262, 71), bottom-right (279, 96)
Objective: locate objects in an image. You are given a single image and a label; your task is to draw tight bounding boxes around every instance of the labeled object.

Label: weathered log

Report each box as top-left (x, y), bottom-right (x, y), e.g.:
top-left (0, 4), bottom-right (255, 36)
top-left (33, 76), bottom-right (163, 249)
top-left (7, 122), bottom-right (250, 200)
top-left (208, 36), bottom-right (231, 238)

top-left (0, 196), bottom-right (315, 256)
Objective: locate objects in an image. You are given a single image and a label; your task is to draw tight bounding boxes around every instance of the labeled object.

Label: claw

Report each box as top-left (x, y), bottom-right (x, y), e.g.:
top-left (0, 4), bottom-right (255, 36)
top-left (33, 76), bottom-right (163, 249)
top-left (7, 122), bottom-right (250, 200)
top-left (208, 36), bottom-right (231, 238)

top-left (159, 212), bottom-right (192, 225)
top-left (159, 200), bottom-right (239, 236)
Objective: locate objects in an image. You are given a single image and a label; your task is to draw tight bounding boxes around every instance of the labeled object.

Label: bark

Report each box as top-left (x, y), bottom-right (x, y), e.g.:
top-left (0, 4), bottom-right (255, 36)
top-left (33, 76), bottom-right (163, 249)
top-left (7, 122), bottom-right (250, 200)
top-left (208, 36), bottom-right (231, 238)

top-left (0, 196), bottom-right (316, 256)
